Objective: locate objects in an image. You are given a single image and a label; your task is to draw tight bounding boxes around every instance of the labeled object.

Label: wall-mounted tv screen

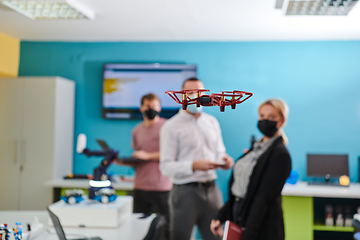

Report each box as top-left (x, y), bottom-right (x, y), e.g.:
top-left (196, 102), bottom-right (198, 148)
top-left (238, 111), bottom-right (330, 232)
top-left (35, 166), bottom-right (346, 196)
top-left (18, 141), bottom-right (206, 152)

top-left (102, 63), bottom-right (197, 119)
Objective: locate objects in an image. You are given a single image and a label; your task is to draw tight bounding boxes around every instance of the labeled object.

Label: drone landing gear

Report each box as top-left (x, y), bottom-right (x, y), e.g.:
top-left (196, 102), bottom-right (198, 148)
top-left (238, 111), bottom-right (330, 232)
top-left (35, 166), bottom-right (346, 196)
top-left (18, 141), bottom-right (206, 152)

top-left (182, 99), bottom-right (188, 110)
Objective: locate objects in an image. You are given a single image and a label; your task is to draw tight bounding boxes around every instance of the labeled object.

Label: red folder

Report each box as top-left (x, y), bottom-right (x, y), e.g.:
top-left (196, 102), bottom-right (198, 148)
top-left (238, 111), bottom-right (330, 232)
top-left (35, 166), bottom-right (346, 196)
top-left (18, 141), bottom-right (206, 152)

top-left (222, 220), bottom-right (245, 240)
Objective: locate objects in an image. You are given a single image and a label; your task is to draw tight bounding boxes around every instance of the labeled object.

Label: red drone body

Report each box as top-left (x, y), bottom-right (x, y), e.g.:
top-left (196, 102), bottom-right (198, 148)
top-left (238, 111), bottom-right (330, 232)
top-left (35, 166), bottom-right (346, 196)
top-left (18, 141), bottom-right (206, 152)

top-left (165, 89), bottom-right (253, 112)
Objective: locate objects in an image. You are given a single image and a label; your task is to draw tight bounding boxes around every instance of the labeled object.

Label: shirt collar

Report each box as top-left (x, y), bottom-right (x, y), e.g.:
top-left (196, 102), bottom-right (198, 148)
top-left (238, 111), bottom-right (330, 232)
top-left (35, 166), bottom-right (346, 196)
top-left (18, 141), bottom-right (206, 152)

top-left (178, 109), bottom-right (203, 120)
top-left (254, 135), bottom-right (281, 150)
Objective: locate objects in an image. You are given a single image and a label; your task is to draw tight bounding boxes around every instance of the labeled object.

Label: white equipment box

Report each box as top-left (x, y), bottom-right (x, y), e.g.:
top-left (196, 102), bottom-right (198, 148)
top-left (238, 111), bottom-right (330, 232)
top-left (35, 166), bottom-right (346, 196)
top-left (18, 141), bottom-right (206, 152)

top-left (49, 196), bottom-right (133, 228)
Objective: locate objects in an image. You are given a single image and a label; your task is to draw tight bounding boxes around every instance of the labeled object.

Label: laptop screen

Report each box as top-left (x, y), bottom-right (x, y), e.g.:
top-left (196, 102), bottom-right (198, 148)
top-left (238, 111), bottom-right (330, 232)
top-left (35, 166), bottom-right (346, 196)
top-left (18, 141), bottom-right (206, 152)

top-left (47, 207), bottom-right (67, 240)
top-left (47, 208), bottom-right (102, 240)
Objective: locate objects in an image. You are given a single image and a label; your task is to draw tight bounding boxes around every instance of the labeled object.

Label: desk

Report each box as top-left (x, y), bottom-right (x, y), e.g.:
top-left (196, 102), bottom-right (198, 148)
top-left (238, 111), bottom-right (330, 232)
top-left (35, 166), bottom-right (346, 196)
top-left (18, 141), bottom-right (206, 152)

top-left (282, 181), bottom-right (360, 198)
top-left (281, 182), bottom-right (360, 240)
top-left (0, 211), bottom-right (153, 240)
top-left (45, 179), bottom-right (134, 202)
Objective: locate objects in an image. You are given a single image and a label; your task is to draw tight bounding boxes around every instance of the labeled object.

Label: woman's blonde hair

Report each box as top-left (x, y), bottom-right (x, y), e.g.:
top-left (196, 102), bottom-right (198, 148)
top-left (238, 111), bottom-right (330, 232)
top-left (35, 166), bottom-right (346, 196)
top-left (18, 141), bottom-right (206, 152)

top-left (258, 99), bottom-right (289, 145)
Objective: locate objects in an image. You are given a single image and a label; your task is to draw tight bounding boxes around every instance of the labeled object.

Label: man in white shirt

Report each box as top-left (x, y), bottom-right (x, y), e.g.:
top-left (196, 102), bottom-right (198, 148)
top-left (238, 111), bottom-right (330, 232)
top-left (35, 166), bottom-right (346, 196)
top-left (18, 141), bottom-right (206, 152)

top-left (160, 77), bottom-right (234, 240)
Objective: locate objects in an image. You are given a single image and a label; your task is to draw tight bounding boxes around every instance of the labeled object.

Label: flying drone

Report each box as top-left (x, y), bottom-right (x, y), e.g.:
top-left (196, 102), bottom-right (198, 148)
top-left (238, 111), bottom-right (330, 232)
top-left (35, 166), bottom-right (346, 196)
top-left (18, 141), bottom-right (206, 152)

top-left (165, 89), bottom-right (253, 112)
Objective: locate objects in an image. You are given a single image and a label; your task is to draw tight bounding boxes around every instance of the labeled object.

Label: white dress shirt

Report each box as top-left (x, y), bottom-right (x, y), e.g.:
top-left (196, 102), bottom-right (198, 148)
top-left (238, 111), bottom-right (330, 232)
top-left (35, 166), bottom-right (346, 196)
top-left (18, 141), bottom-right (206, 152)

top-left (160, 110), bottom-right (227, 185)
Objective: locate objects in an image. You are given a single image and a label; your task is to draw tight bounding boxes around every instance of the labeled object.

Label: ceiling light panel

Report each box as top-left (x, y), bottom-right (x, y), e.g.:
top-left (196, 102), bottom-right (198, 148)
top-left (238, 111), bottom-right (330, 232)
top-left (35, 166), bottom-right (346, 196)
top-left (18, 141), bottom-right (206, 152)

top-left (286, 0), bottom-right (358, 15)
top-left (1, 0), bottom-right (92, 20)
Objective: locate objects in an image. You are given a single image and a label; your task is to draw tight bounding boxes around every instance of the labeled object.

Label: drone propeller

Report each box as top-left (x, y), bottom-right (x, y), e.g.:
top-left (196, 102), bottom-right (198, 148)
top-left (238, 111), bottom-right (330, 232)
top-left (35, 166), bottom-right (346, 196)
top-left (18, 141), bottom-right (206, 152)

top-left (211, 90), bottom-right (253, 111)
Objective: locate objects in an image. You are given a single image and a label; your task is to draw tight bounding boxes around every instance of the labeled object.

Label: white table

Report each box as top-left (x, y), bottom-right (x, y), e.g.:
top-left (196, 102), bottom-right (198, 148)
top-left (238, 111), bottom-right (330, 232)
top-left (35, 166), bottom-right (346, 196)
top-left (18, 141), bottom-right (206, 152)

top-left (0, 211), bottom-right (153, 240)
top-left (282, 181), bottom-right (360, 198)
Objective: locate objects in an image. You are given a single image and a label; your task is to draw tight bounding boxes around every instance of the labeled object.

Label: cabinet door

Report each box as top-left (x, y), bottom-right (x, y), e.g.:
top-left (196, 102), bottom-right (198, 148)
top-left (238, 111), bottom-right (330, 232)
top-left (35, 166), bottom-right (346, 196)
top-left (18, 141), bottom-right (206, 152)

top-left (0, 78), bottom-right (23, 210)
top-left (19, 78), bottom-right (56, 210)
top-left (283, 196), bottom-right (314, 240)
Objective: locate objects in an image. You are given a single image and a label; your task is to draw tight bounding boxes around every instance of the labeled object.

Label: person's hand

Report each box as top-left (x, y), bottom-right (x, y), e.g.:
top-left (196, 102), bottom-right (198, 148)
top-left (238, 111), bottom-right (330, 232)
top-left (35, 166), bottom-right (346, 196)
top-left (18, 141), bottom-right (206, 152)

top-left (210, 219), bottom-right (224, 237)
top-left (132, 150), bottom-right (150, 161)
top-left (192, 159), bottom-right (216, 171)
top-left (221, 154), bottom-right (234, 169)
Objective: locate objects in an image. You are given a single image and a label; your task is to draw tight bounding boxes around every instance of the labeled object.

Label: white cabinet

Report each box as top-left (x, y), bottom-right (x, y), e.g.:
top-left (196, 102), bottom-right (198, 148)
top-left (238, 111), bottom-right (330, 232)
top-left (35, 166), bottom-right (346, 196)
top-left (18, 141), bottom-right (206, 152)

top-left (0, 77), bottom-right (75, 210)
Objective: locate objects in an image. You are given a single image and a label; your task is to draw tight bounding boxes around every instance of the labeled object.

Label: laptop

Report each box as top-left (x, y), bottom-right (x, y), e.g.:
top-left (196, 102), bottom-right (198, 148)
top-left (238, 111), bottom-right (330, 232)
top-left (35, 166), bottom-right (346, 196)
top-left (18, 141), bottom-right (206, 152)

top-left (47, 207), bottom-right (102, 240)
top-left (95, 139), bottom-right (145, 163)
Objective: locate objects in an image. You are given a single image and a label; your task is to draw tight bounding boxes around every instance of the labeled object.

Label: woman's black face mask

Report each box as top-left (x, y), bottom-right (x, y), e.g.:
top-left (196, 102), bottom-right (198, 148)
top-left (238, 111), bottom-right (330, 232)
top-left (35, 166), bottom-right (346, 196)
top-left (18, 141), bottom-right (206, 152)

top-left (144, 108), bottom-right (159, 120)
top-left (257, 119), bottom-right (278, 137)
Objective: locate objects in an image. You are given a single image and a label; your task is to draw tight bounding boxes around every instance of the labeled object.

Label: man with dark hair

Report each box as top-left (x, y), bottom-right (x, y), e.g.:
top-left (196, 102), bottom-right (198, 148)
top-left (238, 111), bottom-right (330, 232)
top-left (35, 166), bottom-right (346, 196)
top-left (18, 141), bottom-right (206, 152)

top-left (160, 78), bottom-right (234, 240)
top-left (116, 92), bottom-right (172, 239)
top-left (181, 77), bottom-right (200, 89)
top-left (141, 93), bottom-right (159, 105)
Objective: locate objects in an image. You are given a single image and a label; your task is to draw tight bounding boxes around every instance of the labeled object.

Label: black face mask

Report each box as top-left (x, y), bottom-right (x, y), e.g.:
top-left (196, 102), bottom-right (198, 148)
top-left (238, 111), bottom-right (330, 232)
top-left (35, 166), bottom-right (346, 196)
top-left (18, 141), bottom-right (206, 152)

top-left (257, 119), bottom-right (278, 137)
top-left (144, 108), bottom-right (159, 120)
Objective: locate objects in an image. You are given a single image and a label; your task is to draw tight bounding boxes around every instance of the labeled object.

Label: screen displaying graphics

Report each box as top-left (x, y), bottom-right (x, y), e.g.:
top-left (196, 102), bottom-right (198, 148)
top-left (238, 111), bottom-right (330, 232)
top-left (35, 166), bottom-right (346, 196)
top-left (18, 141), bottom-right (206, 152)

top-left (102, 63), bottom-right (197, 119)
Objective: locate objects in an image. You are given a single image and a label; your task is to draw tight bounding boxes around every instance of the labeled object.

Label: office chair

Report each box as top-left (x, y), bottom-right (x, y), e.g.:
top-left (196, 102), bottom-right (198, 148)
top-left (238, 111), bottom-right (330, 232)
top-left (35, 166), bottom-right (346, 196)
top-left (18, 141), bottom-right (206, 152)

top-left (142, 215), bottom-right (166, 240)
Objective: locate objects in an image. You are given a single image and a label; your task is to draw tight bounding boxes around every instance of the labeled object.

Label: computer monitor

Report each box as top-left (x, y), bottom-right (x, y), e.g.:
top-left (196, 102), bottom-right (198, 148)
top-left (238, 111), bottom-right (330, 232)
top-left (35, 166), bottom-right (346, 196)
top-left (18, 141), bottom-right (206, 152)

top-left (307, 154), bottom-right (349, 178)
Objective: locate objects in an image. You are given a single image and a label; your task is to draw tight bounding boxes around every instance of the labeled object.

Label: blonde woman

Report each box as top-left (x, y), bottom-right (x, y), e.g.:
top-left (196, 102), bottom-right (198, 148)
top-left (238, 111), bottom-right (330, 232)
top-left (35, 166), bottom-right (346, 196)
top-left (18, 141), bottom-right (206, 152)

top-left (210, 99), bottom-right (292, 240)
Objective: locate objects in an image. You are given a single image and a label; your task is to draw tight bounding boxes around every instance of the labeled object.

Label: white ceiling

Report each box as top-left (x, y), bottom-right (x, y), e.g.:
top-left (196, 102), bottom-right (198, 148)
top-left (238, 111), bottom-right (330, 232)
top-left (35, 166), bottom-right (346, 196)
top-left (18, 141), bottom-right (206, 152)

top-left (0, 0), bottom-right (360, 41)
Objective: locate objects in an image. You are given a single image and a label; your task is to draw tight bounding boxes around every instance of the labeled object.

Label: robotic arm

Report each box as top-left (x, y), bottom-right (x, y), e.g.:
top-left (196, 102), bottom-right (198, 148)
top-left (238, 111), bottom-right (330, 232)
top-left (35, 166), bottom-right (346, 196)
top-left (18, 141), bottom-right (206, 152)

top-left (77, 134), bottom-right (118, 181)
top-left (82, 148), bottom-right (118, 181)
top-left (76, 134), bottom-right (118, 203)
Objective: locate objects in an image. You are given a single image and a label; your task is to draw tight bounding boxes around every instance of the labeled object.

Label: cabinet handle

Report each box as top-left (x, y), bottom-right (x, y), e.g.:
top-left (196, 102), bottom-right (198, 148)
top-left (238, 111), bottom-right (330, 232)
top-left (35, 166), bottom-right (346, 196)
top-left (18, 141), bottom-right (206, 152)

top-left (14, 140), bottom-right (18, 164)
top-left (22, 140), bottom-right (26, 165)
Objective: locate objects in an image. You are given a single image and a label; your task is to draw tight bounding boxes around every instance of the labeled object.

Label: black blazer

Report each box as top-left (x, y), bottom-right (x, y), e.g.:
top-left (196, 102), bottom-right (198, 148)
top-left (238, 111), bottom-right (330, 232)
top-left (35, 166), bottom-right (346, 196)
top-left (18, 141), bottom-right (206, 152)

top-left (216, 137), bottom-right (291, 240)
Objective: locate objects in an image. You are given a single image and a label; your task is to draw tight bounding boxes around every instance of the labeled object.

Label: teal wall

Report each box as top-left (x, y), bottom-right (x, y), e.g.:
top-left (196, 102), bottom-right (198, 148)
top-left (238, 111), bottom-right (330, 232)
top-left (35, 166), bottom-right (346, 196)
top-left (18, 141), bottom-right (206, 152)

top-left (19, 41), bottom-right (360, 199)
